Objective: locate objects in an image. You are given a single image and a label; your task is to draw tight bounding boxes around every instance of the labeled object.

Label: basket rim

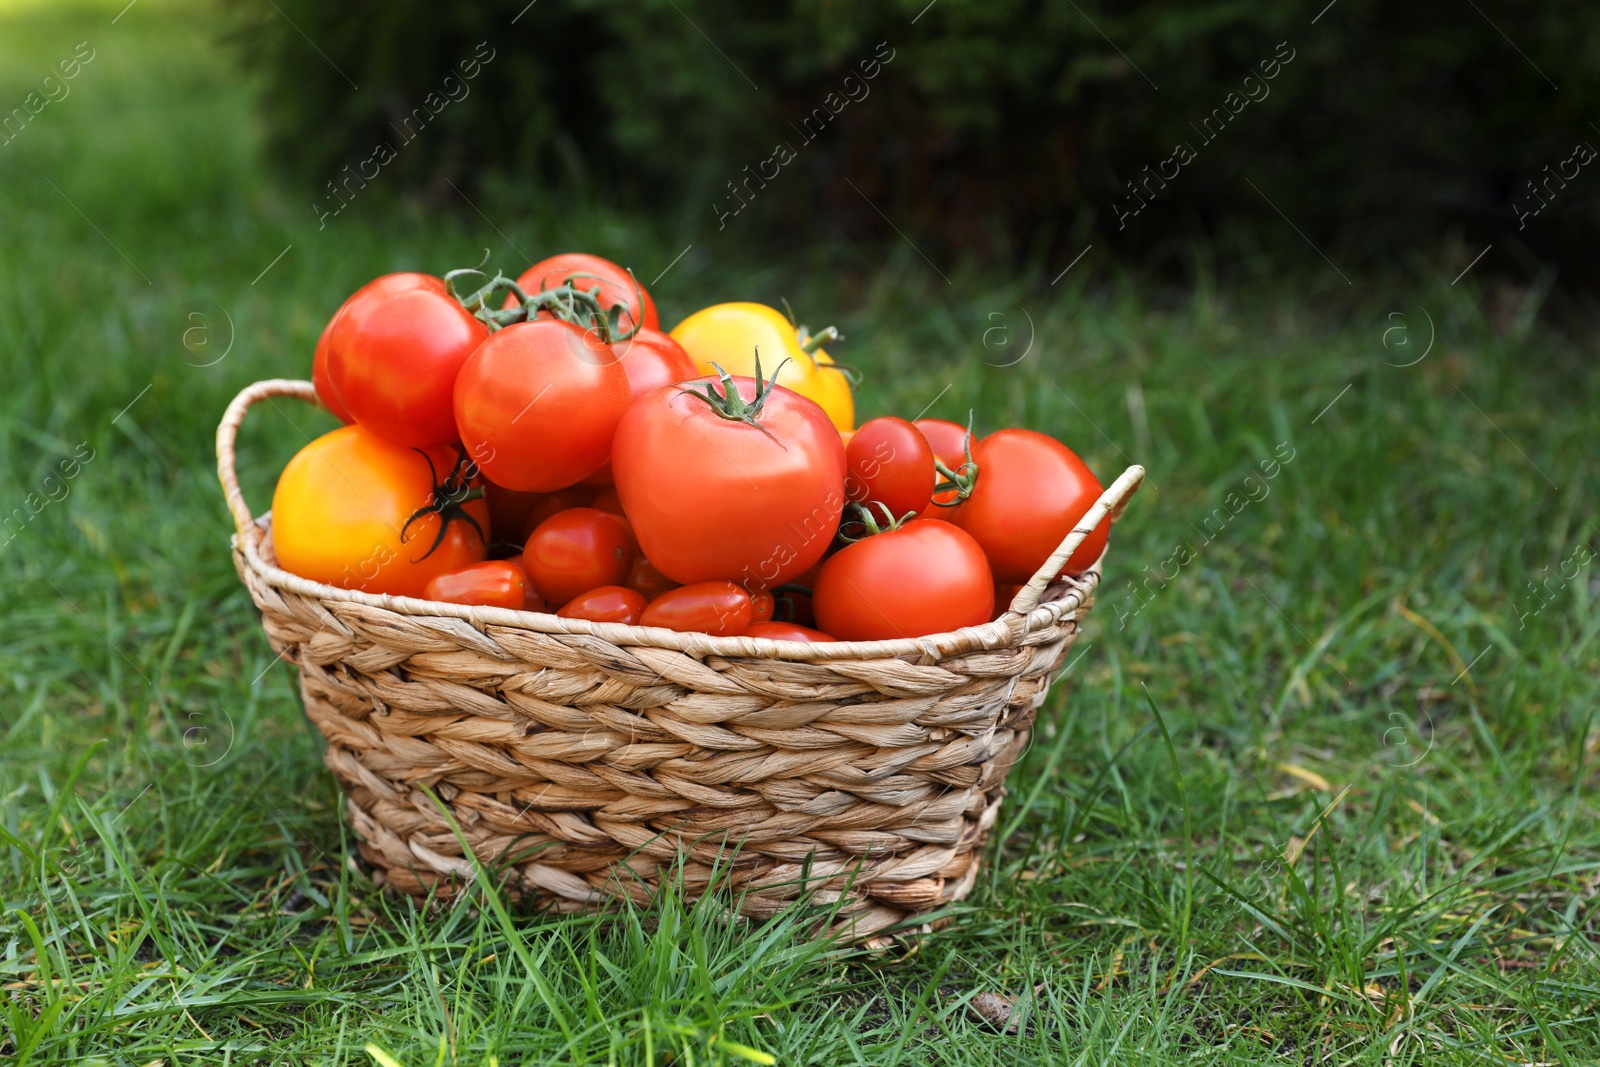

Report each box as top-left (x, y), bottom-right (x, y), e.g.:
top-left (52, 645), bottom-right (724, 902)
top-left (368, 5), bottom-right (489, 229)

top-left (219, 379), bottom-right (1145, 662)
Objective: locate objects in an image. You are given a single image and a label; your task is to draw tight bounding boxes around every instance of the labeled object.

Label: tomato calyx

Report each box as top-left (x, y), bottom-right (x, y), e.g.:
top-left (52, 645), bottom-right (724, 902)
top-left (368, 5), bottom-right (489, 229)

top-left (401, 447), bottom-right (488, 562)
top-left (931, 415), bottom-right (979, 507)
top-left (837, 501), bottom-right (917, 543)
top-left (679, 353), bottom-right (792, 444)
top-left (444, 266), bottom-right (637, 344)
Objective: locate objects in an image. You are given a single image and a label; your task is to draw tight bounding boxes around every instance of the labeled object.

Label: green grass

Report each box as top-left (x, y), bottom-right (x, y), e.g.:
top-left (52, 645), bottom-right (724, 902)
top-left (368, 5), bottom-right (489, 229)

top-left (2, 2), bottom-right (1598, 1063)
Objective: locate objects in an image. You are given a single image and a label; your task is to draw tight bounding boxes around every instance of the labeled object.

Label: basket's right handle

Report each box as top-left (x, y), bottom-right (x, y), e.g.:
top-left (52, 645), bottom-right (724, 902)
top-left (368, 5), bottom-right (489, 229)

top-left (1005, 464), bottom-right (1145, 618)
top-left (216, 378), bottom-right (323, 539)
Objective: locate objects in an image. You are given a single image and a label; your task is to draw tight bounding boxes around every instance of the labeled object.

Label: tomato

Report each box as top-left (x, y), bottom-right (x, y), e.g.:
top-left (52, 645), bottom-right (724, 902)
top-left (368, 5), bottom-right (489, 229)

top-left (325, 275), bottom-right (486, 448)
top-left (913, 418), bottom-right (977, 506)
top-left (612, 368), bottom-right (847, 588)
top-left (520, 486), bottom-right (598, 540)
top-left (589, 487), bottom-right (625, 516)
top-left (314, 273), bottom-right (437, 423)
top-left (744, 621), bottom-right (836, 643)
top-left (749, 588), bottom-right (775, 625)
top-left (845, 417), bottom-right (934, 521)
top-left (424, 560), bottom-right (528, 609)
top-left (669, 303), bottom-right (854, 431)
top-left (271, 424), bottom-right (489, 597)
top-left (813, 518), bottom-right (993, 641)
top-left (311, 322), bottom-right (353, 423)
top-left (626, 557), bottom-right (679, 600)
top-left (484, 483), bottom-right (544, 548)
top-left (773, 585), bottom-right (815, 627)
top-left (557, 585), bottom-right (648, 624)
top-left (508, 252), bottom-right (658, 334)
top-left (453, 319), bottom-right (632, 491)
top-left (522, 507), bottom-right (634, 606)
top-left (580, 328), bottom-right (700, 486)
top-left (946, 429), bottom-right (1107, 582)
top-left (641, 581), bottom-right (752, 635)
top-left (993, 583), bottom-right (1024, 619)
top-left (504, 555), bottom-right (551, 612)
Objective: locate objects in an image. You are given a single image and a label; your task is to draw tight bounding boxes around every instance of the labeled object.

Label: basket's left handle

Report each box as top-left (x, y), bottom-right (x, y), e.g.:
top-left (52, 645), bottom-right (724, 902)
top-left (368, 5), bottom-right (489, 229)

top-left (216, 379), bottom-right (322, 539)
top-left (1005, 464), bottom-right (1145, 618)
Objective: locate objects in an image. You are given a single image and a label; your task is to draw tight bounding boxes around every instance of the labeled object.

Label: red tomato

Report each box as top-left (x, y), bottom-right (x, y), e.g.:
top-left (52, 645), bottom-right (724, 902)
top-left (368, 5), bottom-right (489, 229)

top-left (612, 371), bottom-right (846, 589)
top-left (914, 418), bottom-right (978, 506)
top-left (749, 588), bottom-right (775, 625)
top-left (641, 581), bottom-right (753, 635)
top-left (508, 253), bottom-right (659, 334)
top-left (993, 583), bottom-right (1024, 619)
top-left (774, 586), bottom-right (815, 627)
top-left (522, 508), bottom-right (634, 606)
top-left (744, 621), bottom-right (836, 643)
top-left (314, 273), bottom-right (436, 423)
top-left (521, 486), bottom-right (598, 540)
top-left (557, 585), bottom-right (648, 625)
top-left (589, 488), bottom-right (625, 516)
top-left (504, 555), bottom-right (551, 612)
top-left (947, 429), bottom-right (1107, 582)
top-left (311, 322), bottom-right (353, 423)
top-left (423, 560), bottom-right (529, 609)
top-left (484, 483), bottom-right (545, 547)
top-left (582, 329), bottom-right (699, 485)
top-left (454, 320), bottom-right (632, 491)
top-left (326, 275), bottom-right (486, 447)
top-left (813, 519), bottom-right (993, 641)
top-left (845, 417), bottom-right (934, 520)
top-left (626, 557), bottom-right (679, 600)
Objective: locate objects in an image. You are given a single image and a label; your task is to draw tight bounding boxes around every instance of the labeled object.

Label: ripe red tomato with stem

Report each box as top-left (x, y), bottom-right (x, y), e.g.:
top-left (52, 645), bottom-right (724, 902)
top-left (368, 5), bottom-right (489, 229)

top-left (946, 428), bottom-right (1107, 582)
top-left (424, 560), bottom-right (529, 610)
top-left (641, 581), bottom-right (753, 635)
top-left (914, 417), bottom-right (978, 507)
top-left (845, 416), bottom-right (934, 520)
top-left (453, 319), bottom-right (632, 491)
top-left (326, 275), bottom-right (487, 447)
top-left (508, 253), bottom-right (658, 335)
top-left (744, 621), bottom-right (836, 643)
top-left (612, 359), bottom-right (847, 589)
top-left (813, 508), bottom-right (993, 642)
top-left (558, 585), bottom-right (648, 625)
top-left (522, 508), bottom-right (635, 606)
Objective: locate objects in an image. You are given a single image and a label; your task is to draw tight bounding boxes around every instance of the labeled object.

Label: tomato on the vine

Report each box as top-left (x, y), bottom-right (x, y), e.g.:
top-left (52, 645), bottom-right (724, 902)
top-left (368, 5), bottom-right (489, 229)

top-left (453, 319), bottom-right (632, 491)
top-left (813, 514), bottom-right (993, 642)
top-left (522, 507), bottom-right (634, 607)
top-left (271, 425), bottom-right (489, 598)
top-left (946, 428), bottom-right (1107, 582)
top-left (424, 560), bottom-right (529, 609)
top-left (913, 418), bottom-right (977, 507)
top-left (509, 253), bottom-right (658, 334)
top-left (326, 275), bottom-right (486, 448)
top-left (558, 585), bottom-right (648, 625)
top-left (612, 364), bottom-right (846, 588)
top-left (669, 302), bottom-right (854, 431)
top-left (845, 416), bottom-right (934, 520)
top-left (640, 581), bottom-right (752, 635)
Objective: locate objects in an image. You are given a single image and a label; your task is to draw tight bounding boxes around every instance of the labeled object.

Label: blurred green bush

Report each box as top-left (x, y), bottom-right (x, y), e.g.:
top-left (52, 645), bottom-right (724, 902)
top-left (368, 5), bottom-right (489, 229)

top-left (227, 0), bottom-right (1600, 265)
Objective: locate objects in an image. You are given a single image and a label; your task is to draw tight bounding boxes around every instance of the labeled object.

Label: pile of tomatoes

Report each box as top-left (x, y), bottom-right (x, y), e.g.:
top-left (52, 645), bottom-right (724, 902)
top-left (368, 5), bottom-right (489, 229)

top-left (270, 252), bottom-right (1109, 643)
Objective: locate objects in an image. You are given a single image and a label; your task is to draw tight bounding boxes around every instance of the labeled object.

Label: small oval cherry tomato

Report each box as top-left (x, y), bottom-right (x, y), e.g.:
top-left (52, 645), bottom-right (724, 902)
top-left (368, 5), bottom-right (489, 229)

top-left (845, 416), bottom-right (935, 520)
top-left (423, 560), bottom-right (529, 609)
top-left (749, 588), bottom-right (775, 625)
top-left (626, 557), bottom-right (679, 600)
top-left (813, 519), bottom-right (993, 641)
top-left (518, 486), bottom-right (599, 541)
top-left (508, 252), bottom-right (659, 334)
top-left (743, 621), bottom-right (836, 643)
top-left (504, 555), bottom-right (551, 612)
top-left (641, 581), bottom-right (752, 635)
top-left (914, 418), bottom-right (977, 506)
top-left (557, 585), bottom-right (648, 625)
top-left (523, 507), bottom-right (634, 606)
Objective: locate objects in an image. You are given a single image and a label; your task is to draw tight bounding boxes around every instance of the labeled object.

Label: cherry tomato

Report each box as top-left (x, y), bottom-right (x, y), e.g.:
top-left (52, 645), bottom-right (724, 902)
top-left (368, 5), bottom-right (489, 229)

top-left (612, 371), bottom-right (846, 589)
top-left (313, 272), bottom-right (436, 423)
top-left (913, 418), bottom-right (977, 506)
top-left (582, 328), bottom-right (700, 485)
top-left (813, 519), bottom-right (993, 641)
top-left (522, 507), bottom-right (633, 606)
top-left (557, 585), bottom-right (648, 625)
top-left (423, 560), bottom-right (528, 609)
top-left (845, 416), bottom-right (934, 520)
top-left (626, 557), bottom-right (679, 600)
top-left (508, 252), bottom-right (658, 334)
top-left (749, 588), bottom-right (775, 625)
top-left (271, 425), bottom-right (489, 597)
top-left (947, 429), bottom-right (1107, 582)
top-left (669, 303), bottom-right (854, 431)
top-left (743, 621), bottom-right (836, 643)
top-left (641, 581), bottom-right (753, 635)
top-left (325, 275), bottom-right (487, 447)
top-left (505, 555), bottom-right (551, 612)
top-left (454, 319), bottom-right (632, 491)
top-left (589, 487), bottom-right (625, 516)
top-left (521, 486), bottom-right (599, 540)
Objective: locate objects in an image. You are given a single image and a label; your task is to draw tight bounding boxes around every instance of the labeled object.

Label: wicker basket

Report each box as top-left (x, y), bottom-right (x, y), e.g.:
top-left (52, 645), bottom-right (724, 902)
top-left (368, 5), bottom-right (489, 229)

top-left (218, 379), bottom-right (1144, 941)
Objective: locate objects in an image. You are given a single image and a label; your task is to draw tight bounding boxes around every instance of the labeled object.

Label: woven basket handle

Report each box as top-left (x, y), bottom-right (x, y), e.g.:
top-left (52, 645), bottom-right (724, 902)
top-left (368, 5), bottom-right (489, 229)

top-left (215, 378), bottom-right (321, 539)
top-left (1005, 464), bottom-right (1146, 617)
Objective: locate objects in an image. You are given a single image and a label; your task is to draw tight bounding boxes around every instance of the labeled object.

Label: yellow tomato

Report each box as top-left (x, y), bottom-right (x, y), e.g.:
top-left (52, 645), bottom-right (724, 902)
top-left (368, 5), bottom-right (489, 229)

top-left (271, 424), bottom-right (490, 597)
top-left (669, 302), bottom-right (854, 431)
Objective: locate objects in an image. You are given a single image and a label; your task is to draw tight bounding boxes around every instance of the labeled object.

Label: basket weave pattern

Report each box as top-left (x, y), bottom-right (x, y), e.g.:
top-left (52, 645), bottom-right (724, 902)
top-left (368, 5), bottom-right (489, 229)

top-left (220, 380), bottom-right (1144, 940)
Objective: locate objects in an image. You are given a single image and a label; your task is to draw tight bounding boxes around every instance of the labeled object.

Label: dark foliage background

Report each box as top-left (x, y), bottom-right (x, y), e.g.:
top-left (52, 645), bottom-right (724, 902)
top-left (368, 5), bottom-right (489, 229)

top-left (227, 0), bottom-right (1600, 272)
